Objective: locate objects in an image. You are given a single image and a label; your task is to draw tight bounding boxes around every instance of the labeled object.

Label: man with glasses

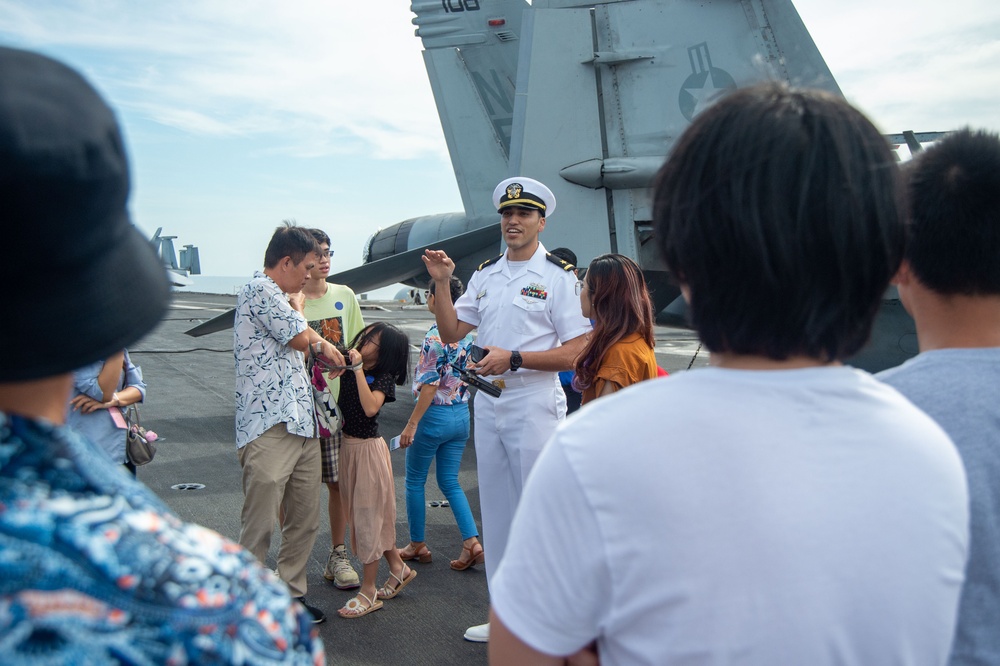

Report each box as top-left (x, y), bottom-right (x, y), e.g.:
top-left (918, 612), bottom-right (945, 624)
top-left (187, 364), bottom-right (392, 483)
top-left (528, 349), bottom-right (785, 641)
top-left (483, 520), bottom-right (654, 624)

top-left (423, 177), bottom-right (591, 643)
top-left (301, 228), bottom-right (366, 591)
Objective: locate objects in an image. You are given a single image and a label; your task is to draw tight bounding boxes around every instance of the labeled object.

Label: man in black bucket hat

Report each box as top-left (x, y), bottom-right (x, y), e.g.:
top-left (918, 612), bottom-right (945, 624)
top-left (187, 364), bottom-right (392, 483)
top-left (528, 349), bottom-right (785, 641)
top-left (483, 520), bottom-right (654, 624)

top-left (0, 46), bottom-right (323, 663)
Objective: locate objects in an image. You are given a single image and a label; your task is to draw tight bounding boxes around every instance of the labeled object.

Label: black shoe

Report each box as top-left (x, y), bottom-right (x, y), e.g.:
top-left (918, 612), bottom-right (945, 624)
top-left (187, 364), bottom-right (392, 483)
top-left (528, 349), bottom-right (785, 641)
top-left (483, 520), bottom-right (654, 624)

top-left (294, 596), bottom-right (326, 624)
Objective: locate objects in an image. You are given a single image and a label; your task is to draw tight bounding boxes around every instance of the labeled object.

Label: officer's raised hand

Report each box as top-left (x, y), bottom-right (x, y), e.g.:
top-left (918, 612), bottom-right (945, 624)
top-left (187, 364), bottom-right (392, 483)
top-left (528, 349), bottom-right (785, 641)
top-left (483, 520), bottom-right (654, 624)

top-left (422, 249), bottom-right (455, 281)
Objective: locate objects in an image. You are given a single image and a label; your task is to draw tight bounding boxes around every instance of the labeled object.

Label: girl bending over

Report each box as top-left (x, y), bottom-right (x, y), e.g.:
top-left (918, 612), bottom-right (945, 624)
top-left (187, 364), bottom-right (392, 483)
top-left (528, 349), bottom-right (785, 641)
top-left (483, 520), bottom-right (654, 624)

top-left (335, 322), bottom-right (412, 618)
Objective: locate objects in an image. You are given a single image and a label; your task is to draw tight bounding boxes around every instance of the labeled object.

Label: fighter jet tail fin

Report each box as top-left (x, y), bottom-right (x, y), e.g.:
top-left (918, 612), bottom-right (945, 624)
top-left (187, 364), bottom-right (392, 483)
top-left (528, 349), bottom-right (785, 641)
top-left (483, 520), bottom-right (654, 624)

top-left (508, 0), bottom-right (843, 265)
top-left (412, 0), bottom-right (530, 217)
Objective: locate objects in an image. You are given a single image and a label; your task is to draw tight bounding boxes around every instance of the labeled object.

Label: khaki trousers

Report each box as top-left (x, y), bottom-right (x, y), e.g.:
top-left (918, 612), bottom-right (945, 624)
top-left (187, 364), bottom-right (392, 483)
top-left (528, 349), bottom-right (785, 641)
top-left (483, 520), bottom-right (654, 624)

top-left (238, 422), bottom-right (321, 598)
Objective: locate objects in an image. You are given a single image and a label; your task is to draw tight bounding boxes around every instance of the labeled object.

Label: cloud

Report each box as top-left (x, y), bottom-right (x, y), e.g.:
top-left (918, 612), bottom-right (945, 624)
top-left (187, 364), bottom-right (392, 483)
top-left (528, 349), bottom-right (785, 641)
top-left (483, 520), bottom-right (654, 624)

top-left (0, 0), bottom-right (448, 159)
top-left (796, 0), bottom-right (1000, 132)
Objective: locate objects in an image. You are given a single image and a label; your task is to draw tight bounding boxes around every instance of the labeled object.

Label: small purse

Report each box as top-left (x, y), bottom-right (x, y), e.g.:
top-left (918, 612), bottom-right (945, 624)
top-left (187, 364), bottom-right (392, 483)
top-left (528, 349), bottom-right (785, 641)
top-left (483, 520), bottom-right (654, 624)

top-left (119, 358), bottom-right (157, 465)
top-left (123, 401), bottom-right (157, 465)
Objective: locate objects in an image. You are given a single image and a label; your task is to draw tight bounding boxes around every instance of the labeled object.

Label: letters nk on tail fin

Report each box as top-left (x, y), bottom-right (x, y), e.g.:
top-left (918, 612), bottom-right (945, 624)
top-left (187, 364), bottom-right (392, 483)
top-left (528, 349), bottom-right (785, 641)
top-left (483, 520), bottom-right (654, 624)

top-left (413, 0), bottom-right (530, 219)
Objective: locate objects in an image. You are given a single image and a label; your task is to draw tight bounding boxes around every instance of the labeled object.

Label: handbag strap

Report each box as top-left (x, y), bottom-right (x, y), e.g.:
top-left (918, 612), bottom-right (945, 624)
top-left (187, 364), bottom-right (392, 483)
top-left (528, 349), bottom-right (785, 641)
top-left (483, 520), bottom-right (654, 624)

top-left (124, 402), bottom-right (140, 425)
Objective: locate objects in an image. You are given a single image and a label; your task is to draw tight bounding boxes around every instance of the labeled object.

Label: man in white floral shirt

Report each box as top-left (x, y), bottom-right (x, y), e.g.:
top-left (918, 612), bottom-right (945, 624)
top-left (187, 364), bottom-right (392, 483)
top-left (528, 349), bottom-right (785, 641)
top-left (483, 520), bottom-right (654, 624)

top-left (235, 222), bottom-right (347, 624)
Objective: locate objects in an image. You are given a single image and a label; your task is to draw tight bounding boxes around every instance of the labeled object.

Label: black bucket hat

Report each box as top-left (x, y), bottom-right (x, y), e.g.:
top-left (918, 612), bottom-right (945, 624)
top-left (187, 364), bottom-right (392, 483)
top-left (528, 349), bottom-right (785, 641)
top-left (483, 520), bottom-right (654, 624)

top-left (0, 46), bottom-right (170, 381)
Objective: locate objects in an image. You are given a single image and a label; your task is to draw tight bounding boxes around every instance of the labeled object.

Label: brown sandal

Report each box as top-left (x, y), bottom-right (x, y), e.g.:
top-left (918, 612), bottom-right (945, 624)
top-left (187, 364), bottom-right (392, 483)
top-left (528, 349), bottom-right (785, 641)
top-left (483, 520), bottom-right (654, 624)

top-left (450, 542), bottom-right (485, 571)
top-left (398, 543), bottom-right (432, 563)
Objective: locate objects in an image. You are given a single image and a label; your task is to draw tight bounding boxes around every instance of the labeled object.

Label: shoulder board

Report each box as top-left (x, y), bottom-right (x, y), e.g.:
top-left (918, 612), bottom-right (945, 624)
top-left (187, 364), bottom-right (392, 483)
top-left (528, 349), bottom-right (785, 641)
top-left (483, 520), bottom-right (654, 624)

top-left (477, 254), bottom-right (505, 271)
top-left (545, 253), bottom-right (575, 271)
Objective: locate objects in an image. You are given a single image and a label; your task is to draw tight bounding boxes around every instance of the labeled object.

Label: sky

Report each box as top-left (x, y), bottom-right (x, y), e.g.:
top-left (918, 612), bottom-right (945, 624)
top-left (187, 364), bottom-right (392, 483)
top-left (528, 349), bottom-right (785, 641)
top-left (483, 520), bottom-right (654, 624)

top-left (1, 0), bottom-right (998, 294)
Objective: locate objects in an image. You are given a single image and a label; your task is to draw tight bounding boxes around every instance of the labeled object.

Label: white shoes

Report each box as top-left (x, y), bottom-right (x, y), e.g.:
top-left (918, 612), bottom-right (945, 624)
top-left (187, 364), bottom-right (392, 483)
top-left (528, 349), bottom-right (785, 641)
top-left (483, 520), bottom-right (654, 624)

top-left (464, 622), bottom-right (490, 643)
top-left (324, 544), bottom-right (361, 589)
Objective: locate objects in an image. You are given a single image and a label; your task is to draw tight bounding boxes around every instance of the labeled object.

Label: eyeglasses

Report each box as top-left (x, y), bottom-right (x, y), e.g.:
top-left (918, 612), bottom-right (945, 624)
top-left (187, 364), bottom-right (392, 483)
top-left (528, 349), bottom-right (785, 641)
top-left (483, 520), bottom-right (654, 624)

top-left (316, 249), bottom-right (333, 258)
top-left (574, 280), bottom-right (587, 295)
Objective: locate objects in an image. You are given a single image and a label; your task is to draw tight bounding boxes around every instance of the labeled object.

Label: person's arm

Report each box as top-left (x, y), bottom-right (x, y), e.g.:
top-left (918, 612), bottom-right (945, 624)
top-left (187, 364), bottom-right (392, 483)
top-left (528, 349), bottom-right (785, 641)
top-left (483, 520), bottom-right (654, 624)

top-left (471, 334), bottom-right (588, 376)
top-left (489, 612), bottom-right (566, 666)
top-left (422, 249), bottom-right (476, 343)
top-left (597, 380), bottom-right (618, 398)
top-left (288, 328), bottom-right (346, 377)
top-left (348, 350), bottom-right (387, 417)
top-left (70, 352), bottom-right (135, 413)
top-left (259, 287), bottom-right (346, 371)
top-left (69, 384), bottom-right (143, 414)
top-left (400, 383), bottom-right (436, 447)
top-left (96, 350), bottom-right (125, 401)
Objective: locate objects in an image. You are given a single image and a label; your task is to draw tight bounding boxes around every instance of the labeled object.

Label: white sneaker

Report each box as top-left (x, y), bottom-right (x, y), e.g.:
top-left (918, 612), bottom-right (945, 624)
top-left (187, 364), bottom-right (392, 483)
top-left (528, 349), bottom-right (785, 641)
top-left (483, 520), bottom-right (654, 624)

top-left (464, 622), bottom-right (490, 643)
top-left (323, 544), bottom-right (360, 589)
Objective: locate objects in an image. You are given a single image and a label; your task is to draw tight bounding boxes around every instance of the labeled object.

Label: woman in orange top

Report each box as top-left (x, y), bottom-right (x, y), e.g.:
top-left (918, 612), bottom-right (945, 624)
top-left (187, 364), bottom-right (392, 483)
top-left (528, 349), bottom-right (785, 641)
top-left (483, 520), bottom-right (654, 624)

top-left (574, 253), bottom-right (659, 404)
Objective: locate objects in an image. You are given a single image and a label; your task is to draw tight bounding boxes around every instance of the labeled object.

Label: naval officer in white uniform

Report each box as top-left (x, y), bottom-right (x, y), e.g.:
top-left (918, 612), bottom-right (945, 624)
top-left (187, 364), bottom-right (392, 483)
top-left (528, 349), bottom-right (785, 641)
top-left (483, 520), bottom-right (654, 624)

top-left (423, 177), bottom-right (592, 643)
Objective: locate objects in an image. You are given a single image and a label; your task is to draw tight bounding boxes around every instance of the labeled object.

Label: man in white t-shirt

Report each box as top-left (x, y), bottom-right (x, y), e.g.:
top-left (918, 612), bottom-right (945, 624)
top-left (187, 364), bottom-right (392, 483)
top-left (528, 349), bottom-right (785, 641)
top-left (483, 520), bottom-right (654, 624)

top-left (489, 85), bottom-right (969, 665)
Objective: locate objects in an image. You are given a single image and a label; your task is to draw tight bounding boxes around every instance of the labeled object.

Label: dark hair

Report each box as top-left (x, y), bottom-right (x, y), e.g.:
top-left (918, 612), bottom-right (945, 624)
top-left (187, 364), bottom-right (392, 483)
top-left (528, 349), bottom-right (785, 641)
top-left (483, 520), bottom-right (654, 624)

top-left (905, 128), bottom-right (1000, 295)
top-left (549, 247), bottom-right (578, 267)
top-left (574, 254), bottom-right (655, 391)
top-left (428, 276), bottom-right (465, 303)
top-left (653, 83), bottom-right (904, 361)
top-left (349, 322), bottom-right (410, 386)
top-left (309, 228), bottom-right (331, 247)
top-left (263, 221), bottom-right (319, 269)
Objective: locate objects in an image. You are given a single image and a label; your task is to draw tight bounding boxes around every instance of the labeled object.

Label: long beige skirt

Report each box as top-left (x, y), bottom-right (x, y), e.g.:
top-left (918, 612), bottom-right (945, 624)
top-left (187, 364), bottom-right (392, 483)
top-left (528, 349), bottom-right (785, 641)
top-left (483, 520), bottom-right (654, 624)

top-left (339, 434), bottom-right (397, 564)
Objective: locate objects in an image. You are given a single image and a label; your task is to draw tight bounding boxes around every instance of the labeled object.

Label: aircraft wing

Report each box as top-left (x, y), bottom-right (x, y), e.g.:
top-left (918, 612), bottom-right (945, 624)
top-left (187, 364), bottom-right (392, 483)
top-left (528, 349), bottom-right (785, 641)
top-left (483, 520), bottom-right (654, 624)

top-left (184, 222), bottom-right (501, 337)
top-left (184, 308), bottom-right (236, 337)
top-left (166, 269), bottom-right (193, 287)
top-left (328, 221), bottom-right (500, 293)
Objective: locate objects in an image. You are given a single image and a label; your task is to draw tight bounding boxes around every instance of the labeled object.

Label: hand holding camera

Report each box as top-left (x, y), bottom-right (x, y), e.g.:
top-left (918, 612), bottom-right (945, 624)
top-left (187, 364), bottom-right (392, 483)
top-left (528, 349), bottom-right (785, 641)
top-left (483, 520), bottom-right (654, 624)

top-left (460, 345), bottom-right (502, 398)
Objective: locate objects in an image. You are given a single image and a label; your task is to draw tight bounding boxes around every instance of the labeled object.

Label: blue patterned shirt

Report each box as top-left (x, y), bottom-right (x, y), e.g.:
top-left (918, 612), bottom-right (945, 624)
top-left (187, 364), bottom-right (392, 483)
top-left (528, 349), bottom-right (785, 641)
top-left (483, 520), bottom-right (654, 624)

top-left (235, 271), bottom-right (314, 448)
top-left (0, 411), bottom-right (324, 663)
top-left (412, 324), bottom-right (474, 406)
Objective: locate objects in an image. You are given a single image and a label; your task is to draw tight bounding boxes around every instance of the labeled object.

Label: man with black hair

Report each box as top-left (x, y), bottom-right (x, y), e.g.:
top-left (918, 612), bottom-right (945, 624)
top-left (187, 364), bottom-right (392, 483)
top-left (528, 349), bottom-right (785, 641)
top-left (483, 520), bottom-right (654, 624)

top-left (300, 227), bottom-right (366, 591)
top-left (489, 85), bottom-right (968, 664)
top-left (0, 46), bottom-right (321, 662)
top-left (423, 177), bottom-right (591, 643)
top-left (235, 222), bottom-right (348, 624)
top-left (878, 128), bottom-right (1000, 666)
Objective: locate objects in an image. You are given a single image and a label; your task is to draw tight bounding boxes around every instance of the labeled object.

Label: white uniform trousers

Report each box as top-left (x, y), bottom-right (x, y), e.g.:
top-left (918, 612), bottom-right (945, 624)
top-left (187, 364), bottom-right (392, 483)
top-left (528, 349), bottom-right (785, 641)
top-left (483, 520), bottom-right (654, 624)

top-left (473, 372), bottom-right (566, 589)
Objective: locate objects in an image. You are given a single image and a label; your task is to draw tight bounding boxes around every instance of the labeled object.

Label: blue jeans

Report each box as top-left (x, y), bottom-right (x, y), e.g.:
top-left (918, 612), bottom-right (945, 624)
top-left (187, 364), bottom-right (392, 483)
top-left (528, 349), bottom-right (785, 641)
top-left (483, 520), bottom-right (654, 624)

top-left (404, 402), bottom-right (478, 542)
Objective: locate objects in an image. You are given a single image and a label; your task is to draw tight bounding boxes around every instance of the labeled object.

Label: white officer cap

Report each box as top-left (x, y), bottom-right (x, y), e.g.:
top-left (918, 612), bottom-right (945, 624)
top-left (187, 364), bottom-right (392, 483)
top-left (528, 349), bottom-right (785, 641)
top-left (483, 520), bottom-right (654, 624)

top-left (493, 177), bottom-right (557, 217)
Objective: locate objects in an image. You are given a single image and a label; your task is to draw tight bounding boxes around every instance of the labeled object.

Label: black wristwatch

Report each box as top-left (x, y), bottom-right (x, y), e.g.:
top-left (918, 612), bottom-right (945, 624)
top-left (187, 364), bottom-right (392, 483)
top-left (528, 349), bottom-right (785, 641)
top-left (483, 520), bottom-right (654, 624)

top-left (509, 350), bottom-right (523, 372)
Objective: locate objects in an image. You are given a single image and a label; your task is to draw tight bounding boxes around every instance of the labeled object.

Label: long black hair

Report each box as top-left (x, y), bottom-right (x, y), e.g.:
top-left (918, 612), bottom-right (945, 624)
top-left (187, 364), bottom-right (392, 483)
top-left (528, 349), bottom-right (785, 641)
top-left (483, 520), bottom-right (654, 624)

top-left (349, 322), bottom-right (409, 386)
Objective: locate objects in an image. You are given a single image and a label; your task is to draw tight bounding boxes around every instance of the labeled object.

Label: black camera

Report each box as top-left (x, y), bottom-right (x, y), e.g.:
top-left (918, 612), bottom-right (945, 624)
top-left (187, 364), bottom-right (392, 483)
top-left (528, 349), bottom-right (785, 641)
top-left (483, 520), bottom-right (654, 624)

top-left (460, 344), bottom-right (502, 398)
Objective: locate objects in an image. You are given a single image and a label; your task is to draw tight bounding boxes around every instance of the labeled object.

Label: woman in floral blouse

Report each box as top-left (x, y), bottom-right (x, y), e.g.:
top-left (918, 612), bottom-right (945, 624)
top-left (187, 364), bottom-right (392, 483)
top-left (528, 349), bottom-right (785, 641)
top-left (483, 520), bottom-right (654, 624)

top-left (397, 276), bottom-right (484, 571)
